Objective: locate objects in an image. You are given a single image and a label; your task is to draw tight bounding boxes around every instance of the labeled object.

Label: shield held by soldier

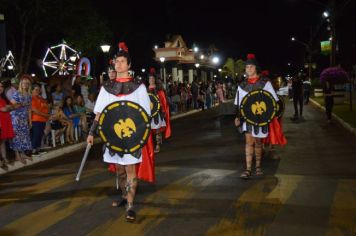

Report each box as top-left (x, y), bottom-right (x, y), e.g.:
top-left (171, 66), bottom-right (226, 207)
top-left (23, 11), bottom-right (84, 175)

top-left (240, 90), bottom-right (277, 127)
top-left (98, 101), bottom-right (151, 156)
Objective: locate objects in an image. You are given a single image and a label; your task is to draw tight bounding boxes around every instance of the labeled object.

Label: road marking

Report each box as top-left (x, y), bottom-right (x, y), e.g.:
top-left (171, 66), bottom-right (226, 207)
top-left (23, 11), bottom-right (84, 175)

top-left (1, 178), bottom-right (113, 235)
top-left (88, 168), bottom-right (235, 236)
top-left (326, 179), bottom-right (356, 235)
top-left (206, 174), bottom-right (304, 236)
top-left (0, 168), bottom-right (102, 205)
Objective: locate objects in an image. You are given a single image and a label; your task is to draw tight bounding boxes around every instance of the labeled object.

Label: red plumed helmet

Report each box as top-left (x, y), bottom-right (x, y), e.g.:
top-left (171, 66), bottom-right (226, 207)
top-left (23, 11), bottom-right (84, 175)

top-left (118, 42), bottom-right (129, 52)
top-left (246, 53), bottom-right (258, 66)
top-left (247, 54), bottom-right (256, 60)
top-left (149, 67), bottom-right (156, 75)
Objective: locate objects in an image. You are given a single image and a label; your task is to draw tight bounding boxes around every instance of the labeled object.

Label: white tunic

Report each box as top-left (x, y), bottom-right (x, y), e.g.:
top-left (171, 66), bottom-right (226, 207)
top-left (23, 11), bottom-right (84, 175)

top-left (234, 81), bottom-right (278, 138)
top-left (151, 114), bottom-right (166, 130)
top-left (94, 84), bottom-right (151, 165)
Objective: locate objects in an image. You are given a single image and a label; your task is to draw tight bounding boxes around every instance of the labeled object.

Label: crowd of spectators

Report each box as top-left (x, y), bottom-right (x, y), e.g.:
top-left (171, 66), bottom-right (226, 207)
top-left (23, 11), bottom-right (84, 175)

top-left (0, 72), bottom-right (235, 169)
top-left (0, 74), bottom-right (97, 168)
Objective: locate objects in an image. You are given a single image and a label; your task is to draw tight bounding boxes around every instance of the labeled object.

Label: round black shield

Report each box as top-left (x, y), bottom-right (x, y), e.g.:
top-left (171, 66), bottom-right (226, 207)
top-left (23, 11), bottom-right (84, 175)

top-left (148, 93), bottom-right (161, 118)
top-left (240, 90), bottom-right (277, 126)
top-left (98, 101), bottom-right (151, 155)
top-left (275, 95), bottom-right (285, 119)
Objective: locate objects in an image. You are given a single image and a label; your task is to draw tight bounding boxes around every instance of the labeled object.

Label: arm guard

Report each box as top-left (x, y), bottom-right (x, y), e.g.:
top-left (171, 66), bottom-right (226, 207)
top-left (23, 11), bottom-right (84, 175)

top-left (88, 120), bottom-right (99, 136)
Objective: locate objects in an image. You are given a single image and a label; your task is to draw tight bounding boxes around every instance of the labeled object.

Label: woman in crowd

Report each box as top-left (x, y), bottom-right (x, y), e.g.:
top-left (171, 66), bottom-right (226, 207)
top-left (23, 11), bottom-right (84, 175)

top-left (31, 83), bottom-right (50, 156)
top-left (0, 81), bottom-right (15, 168)
top-left (62, 96), bottom-right (80, 143)
top-left (10, 75), bottom-right (33, 164)
top-left (74, 94), bottom-right (88, 135)
top-left (51, 84), bottom-right (64, 105)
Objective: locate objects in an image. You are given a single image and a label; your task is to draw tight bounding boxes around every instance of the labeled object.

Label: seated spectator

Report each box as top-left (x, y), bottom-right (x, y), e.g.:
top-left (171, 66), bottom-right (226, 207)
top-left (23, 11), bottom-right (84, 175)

top-left (63, 96), bottom-right (80, 143)
top-left (50, 103), bottom-right (70, 144)
top-left (51, 84), bottom-right (64, 105)
top-left (31, 83), bottom-right (50, 156)
top-left (85, 93), bottom-right (96, 119)
top-left (74, 94), bottom-right (88, 135)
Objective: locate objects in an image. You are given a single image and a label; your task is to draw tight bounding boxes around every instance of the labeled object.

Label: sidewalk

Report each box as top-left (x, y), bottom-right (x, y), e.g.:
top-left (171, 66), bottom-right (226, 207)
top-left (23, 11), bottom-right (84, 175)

top-left (310, 98), bottom-right (356, 136)
top-left (0, 107), bottom-right (206, 175)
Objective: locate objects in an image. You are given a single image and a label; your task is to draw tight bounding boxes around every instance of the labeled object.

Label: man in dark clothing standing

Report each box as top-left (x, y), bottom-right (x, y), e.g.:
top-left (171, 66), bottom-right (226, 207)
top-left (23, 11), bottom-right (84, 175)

top-left (191, 79), bottom-right (199, 109)
top-left (303, 79), bottom-right (312, 105)
top-left (323, 81), bottom-right (334, 123)
top-left (291, 76), bottom-right (304, 121)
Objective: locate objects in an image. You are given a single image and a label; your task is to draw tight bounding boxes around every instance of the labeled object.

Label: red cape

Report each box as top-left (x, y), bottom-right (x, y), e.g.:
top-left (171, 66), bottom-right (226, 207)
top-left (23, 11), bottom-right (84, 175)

top-left (157, 90), bottom-right (171, 139)
top-left (263, 118), bottom-right (287, 146)
top-left (107, 132), bottom-right (156, 183)
top-left (136, 132), bottom-right (155, 183)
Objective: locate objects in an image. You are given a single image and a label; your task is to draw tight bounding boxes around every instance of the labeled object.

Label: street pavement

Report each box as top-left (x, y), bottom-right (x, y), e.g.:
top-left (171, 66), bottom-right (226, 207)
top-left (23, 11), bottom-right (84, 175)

top-left (0, 100), bottom-right (355, 236)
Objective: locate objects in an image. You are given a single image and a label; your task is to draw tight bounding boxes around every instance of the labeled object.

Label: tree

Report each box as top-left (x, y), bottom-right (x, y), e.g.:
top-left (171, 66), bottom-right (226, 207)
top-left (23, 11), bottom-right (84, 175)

top-left (222, 57), bottom-right (235, 78)
top-left (0, 0), bottom-right (63, 74)
top-left (235, 59), bottom-right (245, 78)
top-left (0, 0), bottom-right (112, 75)
top-left (61, 2), bottom-right (112, 58)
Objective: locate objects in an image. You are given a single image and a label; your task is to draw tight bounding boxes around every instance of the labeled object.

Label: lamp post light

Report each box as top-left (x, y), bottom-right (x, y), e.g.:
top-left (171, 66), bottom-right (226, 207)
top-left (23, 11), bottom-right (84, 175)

top-left (193, 47), bottom-right (199, 52)
top-left (100, 44), bottom-right (111, 77)
top-left (141, 68), bottom-right (146, 73)
top-left (154, 45), bottom-right (158, 49)
top-left (100, 45), bottom-right (110, 53)
top-left (159, 57), bottom-right (166, 89)
top-left (200, 54), bottom-right (205, 60)
top-left (212, 56), bottom-right (220, 64)
top-left (195, 63), bottom-right (200, 68)
top-left (70, 56), bottom-right (77, 62)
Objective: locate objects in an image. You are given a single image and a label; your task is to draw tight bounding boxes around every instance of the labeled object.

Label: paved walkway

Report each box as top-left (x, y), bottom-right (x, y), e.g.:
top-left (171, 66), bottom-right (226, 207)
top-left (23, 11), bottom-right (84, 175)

top-left (0, 100), bottom-right (355, 235)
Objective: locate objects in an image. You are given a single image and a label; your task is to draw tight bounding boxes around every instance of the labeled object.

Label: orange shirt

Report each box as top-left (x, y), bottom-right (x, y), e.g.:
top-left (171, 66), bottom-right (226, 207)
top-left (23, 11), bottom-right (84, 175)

top-left (32, 95), bottom-right (49, 122)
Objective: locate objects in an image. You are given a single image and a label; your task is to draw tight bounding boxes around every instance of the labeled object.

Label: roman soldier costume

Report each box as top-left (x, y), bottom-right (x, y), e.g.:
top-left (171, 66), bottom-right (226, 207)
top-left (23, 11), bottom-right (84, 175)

top-left (234, 54), bottom-right (285, 179)
top-left (88, 42), bottom-right (154, 222)
top-left (147, 68), bottom-right (171, 153)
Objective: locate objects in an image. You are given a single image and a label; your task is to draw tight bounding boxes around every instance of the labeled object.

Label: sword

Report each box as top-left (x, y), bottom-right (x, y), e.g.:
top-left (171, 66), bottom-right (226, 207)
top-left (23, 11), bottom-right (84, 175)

top-left (75, 144), bottom-right (92, 181)
top-left (116, 170), bottom-right (119, 190)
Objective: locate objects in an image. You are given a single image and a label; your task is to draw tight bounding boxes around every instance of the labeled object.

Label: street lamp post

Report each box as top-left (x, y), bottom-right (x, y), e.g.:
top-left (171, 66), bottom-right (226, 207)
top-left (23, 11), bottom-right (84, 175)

top-left (159, 57), bottom-right (166, 89)
top-left (291, 36), bottom-right (313, 80)
top-left (100, 44), bottom-right (111, 70)
top-left (323, 9), bottom-right (336, 66)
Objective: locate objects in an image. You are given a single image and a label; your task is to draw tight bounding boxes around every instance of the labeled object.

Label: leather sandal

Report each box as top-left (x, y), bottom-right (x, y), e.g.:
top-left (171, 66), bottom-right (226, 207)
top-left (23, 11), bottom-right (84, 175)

top-left (255, 167), bottom-right (263, 176)
top-left (240, 169), bottom-right (252, 179)
top-left (112, 198), bottom-right (127, 207)
top-left (126, 209), bottom-right (136, 222)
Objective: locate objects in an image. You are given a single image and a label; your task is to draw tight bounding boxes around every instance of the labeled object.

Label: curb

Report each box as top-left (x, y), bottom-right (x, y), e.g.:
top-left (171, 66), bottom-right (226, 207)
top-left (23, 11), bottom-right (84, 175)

top-left (0, 103), bottom-right (226, 175)
top-left (310, 98), bottom-right (356, 136)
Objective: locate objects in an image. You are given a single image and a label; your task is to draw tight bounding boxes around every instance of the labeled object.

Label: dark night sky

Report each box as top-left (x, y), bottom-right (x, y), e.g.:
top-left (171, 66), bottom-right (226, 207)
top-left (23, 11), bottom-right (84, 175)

top-left (20, 0), bottom-right (355, 76)
top-left (91, 0), bottom-right (356, 75)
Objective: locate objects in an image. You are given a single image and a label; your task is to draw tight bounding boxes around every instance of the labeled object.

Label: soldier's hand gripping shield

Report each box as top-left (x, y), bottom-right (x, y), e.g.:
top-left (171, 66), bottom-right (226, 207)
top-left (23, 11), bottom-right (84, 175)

top-left (148, 93), bottom-right (161, 119)
top-left (240, 90), bottom-right (277, 126)
top-left (98, 101), bottom-right (151, 156)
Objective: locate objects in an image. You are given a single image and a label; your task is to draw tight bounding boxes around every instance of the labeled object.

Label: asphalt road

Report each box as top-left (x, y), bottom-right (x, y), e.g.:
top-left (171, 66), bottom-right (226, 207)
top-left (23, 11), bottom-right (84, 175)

top-left (0, 101), bottom-right (355, 236)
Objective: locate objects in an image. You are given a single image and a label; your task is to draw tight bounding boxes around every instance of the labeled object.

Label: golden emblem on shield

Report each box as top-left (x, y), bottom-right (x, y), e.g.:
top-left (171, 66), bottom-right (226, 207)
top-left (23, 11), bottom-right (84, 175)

top-left (251, 101), bottom-right (267, 115)
top-left (114, 118), bottom-right (137, 139)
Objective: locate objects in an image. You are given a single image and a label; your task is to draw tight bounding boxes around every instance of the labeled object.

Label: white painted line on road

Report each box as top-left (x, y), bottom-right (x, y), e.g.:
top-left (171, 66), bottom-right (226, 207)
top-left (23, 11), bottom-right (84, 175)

top-left (310, 98), bottom-right (356, 136)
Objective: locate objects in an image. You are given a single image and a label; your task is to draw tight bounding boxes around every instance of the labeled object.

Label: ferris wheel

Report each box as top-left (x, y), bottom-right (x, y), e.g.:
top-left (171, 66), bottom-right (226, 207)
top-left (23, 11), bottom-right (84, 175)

top-left (42, 41), bottom-right (80, 77)
top-left (0, 51), bottom-right (16, 77)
